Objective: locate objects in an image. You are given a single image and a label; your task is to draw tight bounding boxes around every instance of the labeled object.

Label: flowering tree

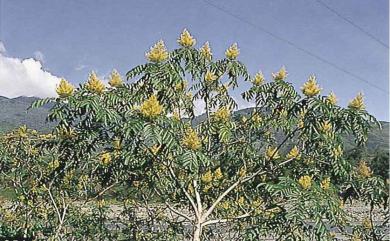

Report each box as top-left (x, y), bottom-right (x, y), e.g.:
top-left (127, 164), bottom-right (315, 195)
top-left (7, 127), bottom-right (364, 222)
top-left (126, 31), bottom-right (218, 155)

top-left (0, 29), bottom-right (387, 241)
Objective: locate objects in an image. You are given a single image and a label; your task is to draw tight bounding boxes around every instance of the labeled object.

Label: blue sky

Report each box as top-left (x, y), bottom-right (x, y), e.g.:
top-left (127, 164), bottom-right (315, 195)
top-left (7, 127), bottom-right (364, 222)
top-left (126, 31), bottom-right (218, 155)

top-left (0, 0), bottom-right (389, 120)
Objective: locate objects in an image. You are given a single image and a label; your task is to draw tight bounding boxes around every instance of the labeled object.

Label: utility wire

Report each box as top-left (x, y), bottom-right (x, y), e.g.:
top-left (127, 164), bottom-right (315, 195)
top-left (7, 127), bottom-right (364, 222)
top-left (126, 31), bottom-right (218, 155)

top-left (201, 0), bottom-right (389, 95)
top-left (315, 0), bottom-right (388, 49)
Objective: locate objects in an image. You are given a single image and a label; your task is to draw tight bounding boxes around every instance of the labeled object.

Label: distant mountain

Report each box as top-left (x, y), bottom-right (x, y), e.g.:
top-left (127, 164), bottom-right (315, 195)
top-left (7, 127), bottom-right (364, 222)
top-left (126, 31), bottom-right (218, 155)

top-left (193, 108), bottom-right (389, 153)
top-left (0, 96), bottom-right (54, 133)
top-left (0, 97), bottom-right (388, 153)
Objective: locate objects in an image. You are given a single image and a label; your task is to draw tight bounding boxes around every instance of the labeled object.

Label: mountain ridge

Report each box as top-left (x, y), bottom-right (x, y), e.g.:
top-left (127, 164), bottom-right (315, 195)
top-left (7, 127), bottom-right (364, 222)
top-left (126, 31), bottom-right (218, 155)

top-left (0, 96), bottom-right (388, 153)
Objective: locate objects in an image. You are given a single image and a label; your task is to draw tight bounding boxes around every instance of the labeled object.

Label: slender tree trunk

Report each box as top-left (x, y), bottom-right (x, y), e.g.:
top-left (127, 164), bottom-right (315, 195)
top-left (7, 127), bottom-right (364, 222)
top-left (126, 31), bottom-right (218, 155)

top-left (193, 222), bottom-right (202, 241)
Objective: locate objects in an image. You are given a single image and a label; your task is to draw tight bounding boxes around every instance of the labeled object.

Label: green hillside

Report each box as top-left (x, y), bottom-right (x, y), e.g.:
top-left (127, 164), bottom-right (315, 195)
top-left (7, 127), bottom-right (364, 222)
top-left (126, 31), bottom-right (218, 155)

top-left (0, 96), bottom-right (388, 153)
top-left (0, 96), bottom-right (54, 133)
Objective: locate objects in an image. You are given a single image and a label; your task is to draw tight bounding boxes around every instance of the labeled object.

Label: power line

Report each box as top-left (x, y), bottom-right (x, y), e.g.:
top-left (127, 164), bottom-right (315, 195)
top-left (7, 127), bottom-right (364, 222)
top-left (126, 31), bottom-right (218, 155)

top-left (315, 0), bottom-right (388, 49)
top-left (201, 0), bottom-right (389, 95)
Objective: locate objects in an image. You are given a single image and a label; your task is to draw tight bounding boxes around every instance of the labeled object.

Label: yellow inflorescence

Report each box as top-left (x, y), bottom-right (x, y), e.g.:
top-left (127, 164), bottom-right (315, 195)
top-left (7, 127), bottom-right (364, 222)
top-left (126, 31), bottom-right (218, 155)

top-left (213, 107), bottom-right (231, 122)
top-left (287, 146), bottom-right (300, 159)
top-left (146, 40), bottom-right (169, 63)
top-left (113, 138), bottom-right (121, 150)
top-left (225, 43), bottom-right (240, 59)
top-left (175, 80), bottom-right (188, 92)
top-left (265, 147), bottom-right (280, 160)
top-left (140, 95), bottom-right (163, 118)
top-left (320, 177), bottom-right (330, 190)
top-left (319, 120), bottom-right (333, 134)
top-left (48, 159), bottom-right (60, 171)
top-left (252, 113), bottom-right (262, 125)
top-left (56, 78), bottom-right (74, 98)
top-left (214, 167), bottom-right (223, 180)
top-left (357, 160), bottom-right (372, 178)
top-left (220, 201), bottom-right (230, 210)
top-left (272, 66), bottom-right (287, 81)
top-left (182, 128), bottom-right (201, 150)
top-left (108, 69), bottom-right (123, 88)
top-left (200, 41), bottom-right (212, 61)
top-left (298, 175), bottom-right (312, 189)
top-left (326, 92), bottom-right (338, 105)
top-left (331, 145), bottom-right (343, 159)
top-left (348, 92), bottom-right (365, 110)
top-left (86, 72), bottom-right (105, 94)
top-left (252, 72), bottom-right (265, 86)
top-left (362, 217), bottom-right (373, 230)
top-left (201, 170), bottom-right (213, 183)
top-left (100, 152), bottom-right (111, 166)
top-left (177, 29), bottom-right (196, 47)
top-left (237, 196), bottom-right (245, 205)
top-left (238, 167), bottom-right (247, 177)
top-left (205, 70), bottom-right (217, 83)
top-left (150, 144), bottom-right (161, 155)
top-left (301, 75), bottom-right (321, 97)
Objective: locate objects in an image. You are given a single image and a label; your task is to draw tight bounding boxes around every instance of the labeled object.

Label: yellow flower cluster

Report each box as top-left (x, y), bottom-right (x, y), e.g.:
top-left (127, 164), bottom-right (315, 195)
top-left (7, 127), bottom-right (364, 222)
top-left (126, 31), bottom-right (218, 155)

top-left (272, 66), bottom-right (287, 81)
top-left (58, 127), bottom-right (76, 139)
top-left (56, 78), bottom-right (74, 98)
top-left (298, 175), bottom-right (312, 189)
top-left (182, 128), bottom-right (201, 150)
top-left (214, 167), bottom-right (223, 180)
top-left (225, 43), bottom-right (239, 59)
top-left (252, 198), bottom-right (263, 209)
top-left (326, 92), bottom-right (338, 105)
top-left (140, 95), bottom-right (163, 118)
top-left (100, 152), bottom-right (112, 166)
top-left (220, 201), bottom-right (230, 210)
top-left (348, 93), bottom-right (365, 110)
top-left (113, 138), bottom-right (121, 150)
top-left (205, 70), bottom-right (217, 83)
top-left (48, 159), bottom-right (60, 171)
top-left (86, 72), bottom-right (105, 94)
top-left (319, 120), bottom-right (332, 134)
top-left (108, 69), bottom-right (123, 88)
top-left (201, 167), bottom-right (223, 183)
top-left (201, 170), bottom-right (213, 183)
top-left (172, 111), bottom-right (180, 121)
top-left (301, 75), bottom-right (321, 97)
top-left (351, 234), bottom-right (362, 241)
top-left (213, 107), bottom-right (231, 122)
top-left (16, 125), bottom-right (28, 138)
top-left (175, 80), bottom-right (188, 92)
top-left (237, 167), bottom-right (246, 178)
top-left (200, 42), bottom-right (212, 61)
top-left (133, 181), bottom-right (140, 187)
top-left (252, 72), bottom-right (265, 86)
top-left (203, 183), bottom-right (212, 193)
top-left (150, 144), bottom-right (161, 155)
top-left (331, 145), bottom-right (343, 159)
top-left (252, 113), bottom-right (262, 126)
top-left (287, 146), bottom-right (300, 159)
top-left (97, 199), bottom-right (106, 209)
top-left (362, 217), bottom-right (372, 230)
top-left (357, 160), bottom-right (372, 178)
top-left (236, 196), bottom-right (245, 205)
top-left (177, 29), bottom-right (196, 47)
top-left (320, 177), bottom-right (330, 190)
top-left (146, 40), bottom-right (169, 63)
top-left (265, 146), bottom-right (280, 160)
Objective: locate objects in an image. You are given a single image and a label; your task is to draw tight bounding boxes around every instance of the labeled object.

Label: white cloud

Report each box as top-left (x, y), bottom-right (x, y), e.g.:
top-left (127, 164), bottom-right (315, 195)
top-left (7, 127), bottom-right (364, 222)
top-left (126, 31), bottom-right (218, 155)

top-left (33, 50), bottom-right (45, 63)
top-left (0, 41), bottom-right (6, 54)
top-left (0, 52), bottom-right (61, 98)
